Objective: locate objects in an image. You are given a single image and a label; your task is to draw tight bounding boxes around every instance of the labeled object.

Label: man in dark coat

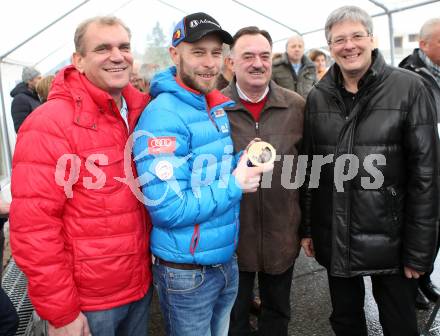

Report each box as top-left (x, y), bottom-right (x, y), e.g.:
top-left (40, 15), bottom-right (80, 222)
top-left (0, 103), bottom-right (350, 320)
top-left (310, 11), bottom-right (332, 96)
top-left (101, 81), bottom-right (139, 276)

top-left (301, 6), bottom-right (438, 336)
top-left (224, 26), bottom-right (304, 336)
top-left (10, 66), bottom-right (41, 133)
top-left (400, 17), bottom-right (440, 309)
top-left (271, 34), bottom-right (316, 99)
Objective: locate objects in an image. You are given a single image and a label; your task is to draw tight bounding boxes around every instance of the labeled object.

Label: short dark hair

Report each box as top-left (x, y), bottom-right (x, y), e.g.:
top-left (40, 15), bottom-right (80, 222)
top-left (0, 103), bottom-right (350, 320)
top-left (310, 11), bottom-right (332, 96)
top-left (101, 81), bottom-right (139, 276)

top-left (231, 26), bottom-right (273, 50)
top-left (308, 49), bottom-right (327, 62)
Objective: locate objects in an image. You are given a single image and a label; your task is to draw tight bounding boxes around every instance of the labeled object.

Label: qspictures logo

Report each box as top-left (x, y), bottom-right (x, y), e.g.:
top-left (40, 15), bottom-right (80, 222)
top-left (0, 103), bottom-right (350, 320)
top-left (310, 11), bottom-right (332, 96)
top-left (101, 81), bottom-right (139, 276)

top-left (54, 130), bottom-right (386, 206)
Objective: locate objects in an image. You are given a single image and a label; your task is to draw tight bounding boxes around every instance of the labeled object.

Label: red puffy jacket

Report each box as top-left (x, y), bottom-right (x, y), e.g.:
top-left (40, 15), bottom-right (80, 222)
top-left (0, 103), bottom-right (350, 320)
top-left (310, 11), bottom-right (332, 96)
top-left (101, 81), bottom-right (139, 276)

top-left (10, 65), bottom-right (152, 327)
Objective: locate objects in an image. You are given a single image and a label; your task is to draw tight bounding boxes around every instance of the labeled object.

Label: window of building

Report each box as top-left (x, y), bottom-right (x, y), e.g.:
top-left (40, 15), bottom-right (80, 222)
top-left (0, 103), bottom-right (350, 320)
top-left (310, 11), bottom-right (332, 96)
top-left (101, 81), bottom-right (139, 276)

top-left (394, 36), bottom-right (403, 48)
top-left (408, 34), bottom-right (419, 42)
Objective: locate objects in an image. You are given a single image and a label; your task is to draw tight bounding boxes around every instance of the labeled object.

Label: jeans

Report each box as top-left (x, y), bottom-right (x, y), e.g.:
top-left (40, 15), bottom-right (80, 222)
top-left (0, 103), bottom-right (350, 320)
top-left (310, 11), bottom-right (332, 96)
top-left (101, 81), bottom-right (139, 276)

top-left (327, 273), bottom-right (418, 336)
top-left (153, 255), bottom-right (239, 336)
top-left (84, 287), bottom-right (152, 336)
top-left (229, 265), bottom-right (294, 336)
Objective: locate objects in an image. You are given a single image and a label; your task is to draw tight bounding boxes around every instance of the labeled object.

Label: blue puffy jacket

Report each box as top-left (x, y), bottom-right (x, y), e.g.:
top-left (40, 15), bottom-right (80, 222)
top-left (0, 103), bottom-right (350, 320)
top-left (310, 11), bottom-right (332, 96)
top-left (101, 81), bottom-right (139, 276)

top-left (133, 67), bottom-right (242, 265)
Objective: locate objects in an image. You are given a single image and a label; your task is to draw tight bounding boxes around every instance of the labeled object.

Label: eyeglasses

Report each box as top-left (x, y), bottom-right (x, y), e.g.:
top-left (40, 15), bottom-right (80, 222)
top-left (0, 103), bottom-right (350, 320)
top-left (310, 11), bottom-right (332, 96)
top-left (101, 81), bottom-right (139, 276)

top-left (328, 33), bottom-right (371, 47)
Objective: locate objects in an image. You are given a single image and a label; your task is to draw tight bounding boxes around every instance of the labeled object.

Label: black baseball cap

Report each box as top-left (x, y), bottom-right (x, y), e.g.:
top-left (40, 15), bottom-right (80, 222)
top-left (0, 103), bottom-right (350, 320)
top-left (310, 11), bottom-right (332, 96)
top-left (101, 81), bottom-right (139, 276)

top-left (172, 12), bottom-right (233, 47)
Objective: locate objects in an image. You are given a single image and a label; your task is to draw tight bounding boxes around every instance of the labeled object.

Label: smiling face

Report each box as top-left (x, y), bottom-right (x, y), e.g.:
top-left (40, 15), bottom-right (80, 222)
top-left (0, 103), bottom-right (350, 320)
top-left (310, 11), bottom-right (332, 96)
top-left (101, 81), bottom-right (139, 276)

top-left (231, 33), bottom-right (272, 94)
top-left (329, 20), bottom-right (374, 80)
top-left (170, 34), bottom-right (223, 94)
top-left (73, 22), bottom-right (133, 99)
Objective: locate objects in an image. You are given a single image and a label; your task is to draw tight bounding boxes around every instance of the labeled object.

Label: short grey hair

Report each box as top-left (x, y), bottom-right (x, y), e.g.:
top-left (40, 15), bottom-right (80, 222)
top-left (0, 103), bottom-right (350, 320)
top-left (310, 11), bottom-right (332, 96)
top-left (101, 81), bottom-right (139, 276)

top-left (325, 6), bottom-right (373, 43)
top-left (139, 64), bottom-right (157, 83)
top-left (420, 18), bottom-right (440, 41)
top-left (74, 16), bottom-right (131, 55)
top-left (285, 35), bottom-right (304, 50)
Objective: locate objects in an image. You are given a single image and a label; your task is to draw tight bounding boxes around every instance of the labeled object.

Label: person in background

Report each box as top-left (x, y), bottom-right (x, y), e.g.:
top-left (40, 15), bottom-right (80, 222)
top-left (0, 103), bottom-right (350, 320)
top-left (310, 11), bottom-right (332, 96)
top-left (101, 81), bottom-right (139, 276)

top-left (217, 44), bottom-right (234, 90)
top-left (400, 17), bottom-right (440, 310)
top-left (36, 75), bottom-right (55, 103)
top-left (10, 16), bottom-right (152, 336)
top-left (130, 62), bottom-right (157, 93)
top-left (272, 34), bottom-right (316, 98)
top-left (301, 6), bottom-right (438, 336)
top-left (223, 26), bottom-right (305, 336)
top-left (308, 49), bottom-right (329, 81)
top-left (10, 66), bottom-right (42, 133)
top-left (133, 12), bottom-right (270, 336)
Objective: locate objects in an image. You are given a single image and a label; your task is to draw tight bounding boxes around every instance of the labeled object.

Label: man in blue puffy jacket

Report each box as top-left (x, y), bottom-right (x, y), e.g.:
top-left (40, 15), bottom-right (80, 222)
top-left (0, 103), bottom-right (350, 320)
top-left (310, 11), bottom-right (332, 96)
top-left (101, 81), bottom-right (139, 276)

top-left (133, 12), bottom-right (271, 336)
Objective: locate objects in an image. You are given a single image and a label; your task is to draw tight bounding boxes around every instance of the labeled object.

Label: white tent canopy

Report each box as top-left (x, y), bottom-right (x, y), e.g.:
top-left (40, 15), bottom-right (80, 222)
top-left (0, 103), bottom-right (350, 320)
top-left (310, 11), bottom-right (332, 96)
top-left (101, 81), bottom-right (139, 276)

top-left (1, 0), bottom-right (439, 178)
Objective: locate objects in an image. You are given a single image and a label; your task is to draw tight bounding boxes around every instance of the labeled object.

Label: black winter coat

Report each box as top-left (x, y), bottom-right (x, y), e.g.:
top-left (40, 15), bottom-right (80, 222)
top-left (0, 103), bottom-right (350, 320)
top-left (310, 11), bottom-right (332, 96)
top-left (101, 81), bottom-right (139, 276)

top-left (301, 50), bottom-right (439, 277)
top-left (10, 82), bottom-right (41, 133)
top-left (400, 49), bottom-right (440, 122)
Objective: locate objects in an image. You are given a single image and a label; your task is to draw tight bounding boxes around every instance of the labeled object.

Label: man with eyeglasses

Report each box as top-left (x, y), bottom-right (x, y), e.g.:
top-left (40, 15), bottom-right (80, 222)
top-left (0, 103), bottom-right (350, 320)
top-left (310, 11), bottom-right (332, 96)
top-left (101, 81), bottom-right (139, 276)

top-left (301, 6), bottom-right (438, 335)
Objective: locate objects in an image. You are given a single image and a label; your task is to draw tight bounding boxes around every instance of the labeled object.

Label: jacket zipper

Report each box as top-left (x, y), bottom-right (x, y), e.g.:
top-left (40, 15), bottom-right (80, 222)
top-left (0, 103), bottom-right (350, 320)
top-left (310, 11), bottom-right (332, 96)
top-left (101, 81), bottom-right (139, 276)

top-left (190, 224), bottom-right (200, 256)
top-left (255, 120), bottom-right (264, 270)
top-left (206, 100), bottom-right (220, 132)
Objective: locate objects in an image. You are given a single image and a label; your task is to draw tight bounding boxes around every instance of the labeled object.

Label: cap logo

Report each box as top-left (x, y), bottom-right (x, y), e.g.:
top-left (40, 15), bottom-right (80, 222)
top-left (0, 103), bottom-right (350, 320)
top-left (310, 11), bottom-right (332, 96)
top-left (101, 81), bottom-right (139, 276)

top-left (189, 19), bottom-right (221, 29)
top-left (173, 29), bottom-right (181, 40)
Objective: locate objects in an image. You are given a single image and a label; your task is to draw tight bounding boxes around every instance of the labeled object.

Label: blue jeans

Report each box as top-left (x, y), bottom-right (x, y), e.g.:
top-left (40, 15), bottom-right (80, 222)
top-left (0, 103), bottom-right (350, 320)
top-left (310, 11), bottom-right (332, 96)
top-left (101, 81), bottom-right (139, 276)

top-left (84, 287), bottom-right (152, 336)
top-left (153, 255), bottom-right (239, 336)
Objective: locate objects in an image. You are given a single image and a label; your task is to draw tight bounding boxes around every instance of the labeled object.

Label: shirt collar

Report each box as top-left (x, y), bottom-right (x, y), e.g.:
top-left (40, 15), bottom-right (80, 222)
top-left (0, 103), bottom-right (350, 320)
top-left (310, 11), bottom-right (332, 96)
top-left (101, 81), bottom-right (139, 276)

top-left (120, 96), bottom-right (129, 129)
top-left (236, 82), bottom-right (269, 103)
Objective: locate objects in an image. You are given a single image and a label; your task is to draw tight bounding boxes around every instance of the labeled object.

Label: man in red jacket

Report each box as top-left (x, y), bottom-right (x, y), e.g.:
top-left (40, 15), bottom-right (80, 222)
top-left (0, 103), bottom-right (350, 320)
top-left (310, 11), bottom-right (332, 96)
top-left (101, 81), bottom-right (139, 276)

top-left (9, 16), bottom-right (152, 336)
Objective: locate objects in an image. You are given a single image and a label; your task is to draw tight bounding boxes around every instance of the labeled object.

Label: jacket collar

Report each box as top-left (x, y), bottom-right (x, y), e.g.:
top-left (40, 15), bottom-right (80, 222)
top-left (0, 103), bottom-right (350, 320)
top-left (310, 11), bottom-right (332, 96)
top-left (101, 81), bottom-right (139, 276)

top-left (318, 49), bottom-right (389, 95)
top-left (224, 79), bottom-right (289, 113)
top-left (49, 65), bottom-right (149, 131)
top-left (150, 66), bottom-right (234, 111)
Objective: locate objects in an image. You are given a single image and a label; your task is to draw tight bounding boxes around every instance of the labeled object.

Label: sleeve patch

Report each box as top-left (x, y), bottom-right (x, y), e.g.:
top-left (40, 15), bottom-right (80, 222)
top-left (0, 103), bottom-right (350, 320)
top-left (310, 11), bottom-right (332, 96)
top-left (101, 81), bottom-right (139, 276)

top-left (148, 136), bottom-right (176, 154)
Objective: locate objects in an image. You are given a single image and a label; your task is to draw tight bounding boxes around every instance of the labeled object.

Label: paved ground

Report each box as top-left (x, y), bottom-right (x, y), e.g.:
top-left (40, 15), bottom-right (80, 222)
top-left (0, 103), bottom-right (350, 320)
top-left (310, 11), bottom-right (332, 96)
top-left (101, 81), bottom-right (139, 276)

top-left (4, 224), bottom-right (440, 335)
top-left (148, 251), bottom-right (440, 335)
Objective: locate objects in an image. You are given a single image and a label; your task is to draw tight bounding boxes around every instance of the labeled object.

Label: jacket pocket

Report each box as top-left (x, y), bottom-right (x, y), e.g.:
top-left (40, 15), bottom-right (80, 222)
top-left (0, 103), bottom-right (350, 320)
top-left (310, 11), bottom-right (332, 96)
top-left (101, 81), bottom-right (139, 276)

top-left (165, 268), bottom-right (204, 293)
top-left (73, 233), bottom-right (138, 296)
top-left (385, 186), bottom-right (402, 236)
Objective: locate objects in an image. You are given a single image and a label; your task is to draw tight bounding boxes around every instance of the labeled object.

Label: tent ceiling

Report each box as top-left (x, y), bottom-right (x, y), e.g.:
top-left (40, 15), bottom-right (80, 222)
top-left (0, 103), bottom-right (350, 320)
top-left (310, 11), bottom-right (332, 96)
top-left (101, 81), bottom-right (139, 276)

top-left (1, 0), bottom-right (440, 72)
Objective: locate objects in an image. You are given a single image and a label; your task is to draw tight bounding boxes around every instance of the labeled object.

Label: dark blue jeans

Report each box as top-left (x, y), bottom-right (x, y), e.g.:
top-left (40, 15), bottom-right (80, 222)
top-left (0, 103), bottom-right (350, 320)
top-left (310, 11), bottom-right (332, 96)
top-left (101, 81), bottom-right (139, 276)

top-left (84, 287), bottom-right (152, 336)
top-left (153, 255), bottom-right (239, 336)
top-left (0, 286), bottom-right (19, 336)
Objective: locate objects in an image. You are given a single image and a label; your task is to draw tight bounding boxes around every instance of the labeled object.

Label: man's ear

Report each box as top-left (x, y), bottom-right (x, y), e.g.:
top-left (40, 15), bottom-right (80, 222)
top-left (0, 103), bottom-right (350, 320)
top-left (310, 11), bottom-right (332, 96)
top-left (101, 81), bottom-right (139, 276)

top-left (72, 52), bottom-right (84, 73)
top-left (419, 39), bottom-right (427, 53)
top-left (169, 46), bottom-right (180, 66)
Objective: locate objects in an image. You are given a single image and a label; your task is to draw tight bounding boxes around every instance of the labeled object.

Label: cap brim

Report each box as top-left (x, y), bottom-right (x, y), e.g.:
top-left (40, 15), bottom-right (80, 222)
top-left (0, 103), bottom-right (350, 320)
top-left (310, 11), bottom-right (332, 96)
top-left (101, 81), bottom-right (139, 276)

top-left (185, 28), bottom-right (233, 45)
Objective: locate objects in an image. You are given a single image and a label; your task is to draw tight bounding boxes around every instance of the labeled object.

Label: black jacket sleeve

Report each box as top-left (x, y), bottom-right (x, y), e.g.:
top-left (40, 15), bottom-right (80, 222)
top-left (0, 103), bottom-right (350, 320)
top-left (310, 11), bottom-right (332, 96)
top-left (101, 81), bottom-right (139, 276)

top-left (11, 95), bottom-right (32, 133)
top-left (403, 81), bottom-right (439, 272)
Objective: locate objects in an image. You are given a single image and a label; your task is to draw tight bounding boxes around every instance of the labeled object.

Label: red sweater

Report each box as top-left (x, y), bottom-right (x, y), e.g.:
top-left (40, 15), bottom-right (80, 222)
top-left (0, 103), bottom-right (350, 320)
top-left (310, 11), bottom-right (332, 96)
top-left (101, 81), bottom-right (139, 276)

top-left (240, 96), bottom-right (268, 121)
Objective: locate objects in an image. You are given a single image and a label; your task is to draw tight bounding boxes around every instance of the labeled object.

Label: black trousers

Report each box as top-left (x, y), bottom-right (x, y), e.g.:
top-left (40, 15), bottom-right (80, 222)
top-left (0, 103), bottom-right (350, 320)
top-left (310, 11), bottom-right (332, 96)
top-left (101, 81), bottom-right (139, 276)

top-left (327, 273), bottom-right (419, 336)
top-left (229, 265), bottom-right (294, 336)
top-left (0, 287), bottom-right (19, 336)
top-left (0, 225), bottom-right (4, 279)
